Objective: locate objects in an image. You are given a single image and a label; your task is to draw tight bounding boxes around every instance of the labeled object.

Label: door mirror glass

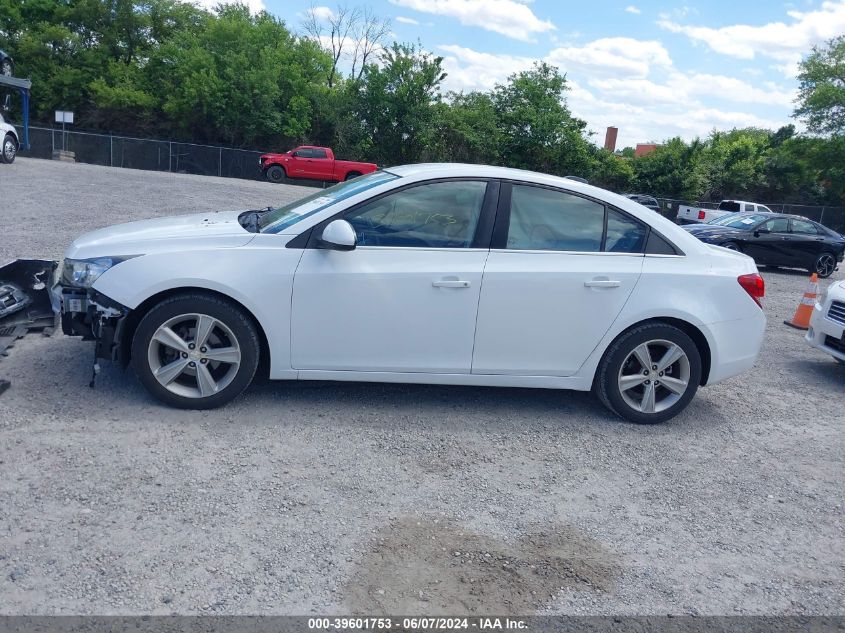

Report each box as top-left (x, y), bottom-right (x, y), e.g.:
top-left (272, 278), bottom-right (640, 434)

top-left (319, 219), bottom-right (357, 251)
top-left (755, 227), bottom-right (770, 234)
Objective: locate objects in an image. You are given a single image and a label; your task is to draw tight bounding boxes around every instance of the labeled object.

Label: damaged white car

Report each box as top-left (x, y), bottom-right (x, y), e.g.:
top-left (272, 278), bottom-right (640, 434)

top-left (43, 164), bottom-right (768, 423)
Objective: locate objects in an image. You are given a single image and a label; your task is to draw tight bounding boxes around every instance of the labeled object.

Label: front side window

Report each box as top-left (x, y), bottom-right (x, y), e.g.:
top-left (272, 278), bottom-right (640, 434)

top-left (791, 219), bottom-right (818, 234)
top-left (344, 180), bottom-right (487, 248)
top-left (505, 185), bottom-right (646, 254)
top-left (761, 218), bottom-right (789, 232)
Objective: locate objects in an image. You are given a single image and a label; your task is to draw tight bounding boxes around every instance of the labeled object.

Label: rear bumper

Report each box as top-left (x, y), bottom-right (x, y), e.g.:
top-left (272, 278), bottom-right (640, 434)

top-left (806, 301), bottom-right (845, 361)
top-left (705, 311), bottom-right (767, 384)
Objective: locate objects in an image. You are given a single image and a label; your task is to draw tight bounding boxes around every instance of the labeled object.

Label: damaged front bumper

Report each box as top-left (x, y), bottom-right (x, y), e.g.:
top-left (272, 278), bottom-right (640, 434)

top-left (58, 284), bottom-right (131, 362)
top-left (0, 259), bottom-right (59, 336)
top-left (0, 258), bottom-right (132, 364)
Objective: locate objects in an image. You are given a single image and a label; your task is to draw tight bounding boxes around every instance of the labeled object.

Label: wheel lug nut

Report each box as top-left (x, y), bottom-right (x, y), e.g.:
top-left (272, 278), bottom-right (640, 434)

top-left (181, 352), bottom-right (188, 358)
top-left (188, 343), bottom-right (195, 350)
top-left (200, 359), bottom-right (207, 364)
top-left (644, 379), bottom-right (650, 384)
top-left (654, 381), bottom-right (660, 385)
top-left (652, 365), bottom-right (657, 370)
top-left (200, 347), bottom-right (207, 353)
top-left (189, 361), bottom-right (196, 368)
top-left (643, 370), bottom-right (649, 376)
top-left (659, 372), bottom-right (664, 377)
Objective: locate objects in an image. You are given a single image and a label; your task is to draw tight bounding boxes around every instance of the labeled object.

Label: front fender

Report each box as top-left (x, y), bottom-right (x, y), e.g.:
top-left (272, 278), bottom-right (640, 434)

top-left (92, 243), bottom-right (302, 378)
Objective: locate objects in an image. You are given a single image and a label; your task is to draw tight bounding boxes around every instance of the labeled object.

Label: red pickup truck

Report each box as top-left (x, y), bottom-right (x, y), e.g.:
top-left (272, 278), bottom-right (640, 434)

top-left (259, 146), bottom-right (378, 184)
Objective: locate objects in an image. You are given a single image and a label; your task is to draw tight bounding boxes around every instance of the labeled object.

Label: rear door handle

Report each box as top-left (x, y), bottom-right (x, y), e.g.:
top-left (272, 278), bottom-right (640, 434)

top-left (584, 280), bottom-right (621, 288)
top-left (433, 279), bottom-right (471, 288)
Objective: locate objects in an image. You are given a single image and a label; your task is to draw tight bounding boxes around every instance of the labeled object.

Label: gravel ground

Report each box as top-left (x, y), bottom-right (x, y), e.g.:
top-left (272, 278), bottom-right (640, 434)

top-left (0, 157), bottom-right (843, 616)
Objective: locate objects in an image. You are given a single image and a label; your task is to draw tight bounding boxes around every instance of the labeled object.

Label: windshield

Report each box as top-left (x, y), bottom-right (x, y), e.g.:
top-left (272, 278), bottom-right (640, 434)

top-left (259, 170), bottom-right (399, 233)
top-left (708, 213), bottom-right (768, 228)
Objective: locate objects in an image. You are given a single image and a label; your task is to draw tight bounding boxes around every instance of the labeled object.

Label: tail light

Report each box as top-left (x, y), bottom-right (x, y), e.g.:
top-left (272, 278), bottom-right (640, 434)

top-left (698, 210), bottom-right (706, 220)
top-left (738, 273), bottom-right (765, 308)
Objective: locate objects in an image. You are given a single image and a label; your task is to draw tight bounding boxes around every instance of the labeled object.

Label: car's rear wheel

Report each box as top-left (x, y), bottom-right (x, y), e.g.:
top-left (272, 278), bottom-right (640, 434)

top-left (344, 171), bottom-right (361, 181)
top-left (2, 134), bottom-right (17, 164)
top-left (595, 322), bottom-right (702, 424)
top-left (720, 241), bottom-right (740, 251)
top-left (812, 252), bottom-right (836, 278)
top-left (131, 293), bottom-right (260, 409)
top-left (266, 165), bottom-right (285, 183)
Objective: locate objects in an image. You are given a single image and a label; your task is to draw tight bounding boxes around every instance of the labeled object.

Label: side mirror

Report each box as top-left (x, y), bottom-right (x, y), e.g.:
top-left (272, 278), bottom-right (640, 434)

top-left (754, 228), bottom-right (770, 236)
top-left (319, 219), bottom-right (356, 251)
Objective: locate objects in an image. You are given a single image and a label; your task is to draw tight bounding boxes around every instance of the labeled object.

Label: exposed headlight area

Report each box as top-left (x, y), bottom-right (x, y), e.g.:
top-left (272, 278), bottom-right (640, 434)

top-left (61, 256), bottom-right (138, 288)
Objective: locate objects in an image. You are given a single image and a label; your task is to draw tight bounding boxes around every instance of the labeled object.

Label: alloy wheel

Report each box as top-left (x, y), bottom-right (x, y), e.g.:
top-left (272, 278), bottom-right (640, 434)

top-left (816, 254), bottom-right (836, 277)
top-left (147, 313), bottom-right (242, 399)
top-left (617, 339), bottom-right (691, 414)
top-left (3, 138), bottom-right (15, 162)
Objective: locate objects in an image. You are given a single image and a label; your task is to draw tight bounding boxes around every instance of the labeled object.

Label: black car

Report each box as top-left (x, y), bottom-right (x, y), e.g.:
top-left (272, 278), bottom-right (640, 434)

top-left (0, 50), bottom-right (12, 77)
top-left (624, 193), bottom-right (661, 212)
top-left (683, 212), bottom-right (845, 277)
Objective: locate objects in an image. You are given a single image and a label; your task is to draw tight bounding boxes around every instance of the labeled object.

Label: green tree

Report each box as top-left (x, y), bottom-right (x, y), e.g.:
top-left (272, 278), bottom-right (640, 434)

top-left (354, 42), bottom-right (446, 165)
top-left (795, 35), bottom-right (845, 136)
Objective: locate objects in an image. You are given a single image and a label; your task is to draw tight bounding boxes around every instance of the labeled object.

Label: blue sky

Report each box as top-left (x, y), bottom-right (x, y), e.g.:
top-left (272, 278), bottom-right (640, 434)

top-left (202, 0), bottom-right (845, 149)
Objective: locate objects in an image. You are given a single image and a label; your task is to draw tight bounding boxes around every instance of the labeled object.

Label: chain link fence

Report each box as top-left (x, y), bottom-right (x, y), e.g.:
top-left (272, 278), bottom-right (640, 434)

top-left (655, 198), bottom-right (845, 234)
top-left (20, 126), bottom-right (270, 181)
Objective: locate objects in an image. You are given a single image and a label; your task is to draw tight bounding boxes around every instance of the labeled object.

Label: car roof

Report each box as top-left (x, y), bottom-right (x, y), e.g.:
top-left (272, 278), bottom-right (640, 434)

top-left (386, 163), bottom-right (610, 196)
top-left (727, 211), bottom-right (814, 222)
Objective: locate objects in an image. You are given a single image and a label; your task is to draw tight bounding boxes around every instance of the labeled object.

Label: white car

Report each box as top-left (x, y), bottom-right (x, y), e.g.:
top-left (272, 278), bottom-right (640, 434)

top-left (677, 199), bottom-right (773, 225)
top-left (0, 113), bottom-right (19, 164)
top-left (806, 280), bottom-right (845, 364)
top-left (55, 164), bottom-right (767, 423)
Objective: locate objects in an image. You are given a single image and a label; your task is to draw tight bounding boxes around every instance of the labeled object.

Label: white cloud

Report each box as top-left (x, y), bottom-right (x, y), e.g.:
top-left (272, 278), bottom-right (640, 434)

top-left (625, 6), bottom-right (641, 14)
top-left (388, 0), bottom-right (555, 42)
top-left (395, 16), bottom-right (420, 25)
top-left (192, 0), bottom-right (265, 14)
top-left (546, 37), bottom-right (673, 79)
top-left (310, 5), bottom-right (334, 21)
top-left (436, 41), bottom-right (795, 149)
top-left (658, 0), bottom-right (845, 74)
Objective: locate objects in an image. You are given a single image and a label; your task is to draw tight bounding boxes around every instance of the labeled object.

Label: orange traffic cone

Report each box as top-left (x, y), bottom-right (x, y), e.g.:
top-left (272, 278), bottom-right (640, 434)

top-left (784, 273), bottom-right (819, 330)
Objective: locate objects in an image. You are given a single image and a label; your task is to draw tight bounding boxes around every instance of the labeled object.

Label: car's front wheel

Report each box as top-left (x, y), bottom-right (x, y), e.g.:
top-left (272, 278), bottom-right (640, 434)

top-left (131, 293), bottom-right (260, 409)
top-left (265, 165), bottom-right (285, 183)
top-left (595, 322), bottom-right (702, 424)
top-left (2, 134), bottom-right (17, 164)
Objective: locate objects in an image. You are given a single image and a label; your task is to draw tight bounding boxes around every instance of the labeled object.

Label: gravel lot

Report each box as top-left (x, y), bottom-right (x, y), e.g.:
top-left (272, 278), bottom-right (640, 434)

top-left (0, 157), bottom-right (843, 615)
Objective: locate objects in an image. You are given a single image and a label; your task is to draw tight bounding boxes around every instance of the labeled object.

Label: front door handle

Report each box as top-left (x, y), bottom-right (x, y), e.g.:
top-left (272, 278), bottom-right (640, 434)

top-left (584, 279), bottom-right (621, 288)
top-left (432, 279), bottom-right (471, 288)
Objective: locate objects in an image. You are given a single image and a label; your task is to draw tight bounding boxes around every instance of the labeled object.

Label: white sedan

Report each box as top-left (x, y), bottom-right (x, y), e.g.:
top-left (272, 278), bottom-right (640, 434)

top-left (57, 164), bottom-right (767, 423)
top-left (806, 279), bottom-right (845, 364)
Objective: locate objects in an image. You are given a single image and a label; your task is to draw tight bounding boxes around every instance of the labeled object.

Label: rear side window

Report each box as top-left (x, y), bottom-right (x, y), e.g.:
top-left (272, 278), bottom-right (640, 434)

top-left (791, 219), bottom-right (819, 234)
top-left (719, 201), bottom-right (741, 212)
top-left (312, 149), bottom-right (328, 159)
top-left (504, 185), bottom-right (647, 254)
top-left (606, 208), bottom-right (647, 253)
top-left (507, 185), bottom-right (604, 252)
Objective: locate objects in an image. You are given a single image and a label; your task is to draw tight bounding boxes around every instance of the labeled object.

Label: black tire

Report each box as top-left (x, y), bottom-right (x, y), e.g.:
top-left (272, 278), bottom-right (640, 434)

top-left (594, 322), bottom-right (702, 424)
top-left (720, 241), bottom-right (741, 252)
top-left (265, 165), bottom-right (285, 183)
top-left (1, 133), bottom-right (17, 164)
top-left (130, 293), bottom-right (260, 409)
top-left (812, 252), bottom-right (837, 278)
top-left (344, 171), bottom-right (361, 181)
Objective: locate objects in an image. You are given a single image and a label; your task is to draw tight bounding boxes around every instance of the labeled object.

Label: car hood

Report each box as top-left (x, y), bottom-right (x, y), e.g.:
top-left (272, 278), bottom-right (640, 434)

top-left (65, 211), bottom-right (254, 259)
